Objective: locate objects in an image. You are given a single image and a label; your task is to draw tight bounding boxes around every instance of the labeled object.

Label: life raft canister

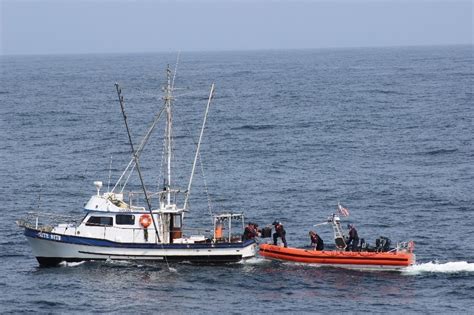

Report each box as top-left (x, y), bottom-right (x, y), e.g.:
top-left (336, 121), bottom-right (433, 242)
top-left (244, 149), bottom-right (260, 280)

top-left (139, 214), bottom-right (152, 228)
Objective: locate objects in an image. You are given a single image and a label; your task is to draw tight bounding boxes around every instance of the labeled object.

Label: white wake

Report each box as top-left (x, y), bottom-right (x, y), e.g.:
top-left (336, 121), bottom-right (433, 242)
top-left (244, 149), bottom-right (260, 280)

top-left (403, 261), bottom-right (474, 275)
top-left (240, 257), bottom-right (268, 265)
top-left (59, 261), bottom-right (86, 267)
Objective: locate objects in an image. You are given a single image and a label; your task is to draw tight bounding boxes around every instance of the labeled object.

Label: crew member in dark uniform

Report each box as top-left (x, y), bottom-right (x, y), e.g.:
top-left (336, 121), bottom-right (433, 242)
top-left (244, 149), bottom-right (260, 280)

top-left (272, 221), bottom-right (287, 248)
top-left (346, 224), bottom-right (359, 251)
top-left (309, 230), bottom-right (324, 251)
top-left (242, 222), bottom-right (258, 241)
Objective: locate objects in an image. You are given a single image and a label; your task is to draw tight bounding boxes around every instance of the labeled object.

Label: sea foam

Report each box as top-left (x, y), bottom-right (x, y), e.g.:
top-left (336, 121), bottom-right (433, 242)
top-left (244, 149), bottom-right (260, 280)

top-left (403, 261), bottom-right (474, 275)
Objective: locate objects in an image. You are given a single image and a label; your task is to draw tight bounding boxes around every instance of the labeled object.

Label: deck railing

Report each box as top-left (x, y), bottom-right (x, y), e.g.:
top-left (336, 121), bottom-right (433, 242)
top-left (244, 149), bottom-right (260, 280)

top-left (17, 211), bottom-right (82, 232)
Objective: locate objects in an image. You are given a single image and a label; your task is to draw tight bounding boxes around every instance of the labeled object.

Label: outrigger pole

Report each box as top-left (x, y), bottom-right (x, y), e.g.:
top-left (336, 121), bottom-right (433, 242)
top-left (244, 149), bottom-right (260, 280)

top-left (115, 83), bottom-right (161, 243)
top-left (183, 83), bottom-right (215, 211)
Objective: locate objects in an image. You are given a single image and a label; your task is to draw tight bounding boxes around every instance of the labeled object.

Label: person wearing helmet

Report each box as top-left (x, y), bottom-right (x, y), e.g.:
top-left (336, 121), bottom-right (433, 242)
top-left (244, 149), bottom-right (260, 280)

top-left (346, 224), bottom-right (359, 251)
top-left (309, 230), bottom-right (324, 251)
top-left (272, 220), bottom-right (287, 248)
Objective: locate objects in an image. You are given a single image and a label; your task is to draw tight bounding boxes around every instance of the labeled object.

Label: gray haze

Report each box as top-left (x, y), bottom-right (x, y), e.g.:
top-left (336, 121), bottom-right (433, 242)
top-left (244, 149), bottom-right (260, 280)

top-left (1, 0), bottom-right (472, 55)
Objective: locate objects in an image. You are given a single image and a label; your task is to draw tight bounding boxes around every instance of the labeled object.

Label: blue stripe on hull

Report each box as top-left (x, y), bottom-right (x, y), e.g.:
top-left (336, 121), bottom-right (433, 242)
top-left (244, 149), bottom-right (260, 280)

top-left (36, 254), bottom-right (245, 267)
top-left (24, 227), bottom-right (256, 249)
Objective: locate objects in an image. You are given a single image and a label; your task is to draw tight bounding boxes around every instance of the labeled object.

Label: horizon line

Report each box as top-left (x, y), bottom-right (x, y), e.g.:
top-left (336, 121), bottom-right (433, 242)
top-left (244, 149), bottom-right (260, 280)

top-left (1, 43), bottom-right (472, 58)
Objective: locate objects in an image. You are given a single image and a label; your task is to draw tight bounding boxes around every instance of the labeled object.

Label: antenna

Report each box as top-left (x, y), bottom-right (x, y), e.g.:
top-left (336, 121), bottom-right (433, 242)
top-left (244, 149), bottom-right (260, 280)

top-left (164, 66), bottom-right (174, 205)
top-left (107, 156), bottom-right (112, 192)
top-left (37, 184), bottom-right (43, 211)
top-left (171, 51), bottom-right (180, 90)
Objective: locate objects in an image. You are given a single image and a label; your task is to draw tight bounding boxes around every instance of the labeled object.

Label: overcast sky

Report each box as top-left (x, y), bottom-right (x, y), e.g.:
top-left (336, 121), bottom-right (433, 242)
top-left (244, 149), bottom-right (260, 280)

top-left (1, 0), bottom-right (472, 55)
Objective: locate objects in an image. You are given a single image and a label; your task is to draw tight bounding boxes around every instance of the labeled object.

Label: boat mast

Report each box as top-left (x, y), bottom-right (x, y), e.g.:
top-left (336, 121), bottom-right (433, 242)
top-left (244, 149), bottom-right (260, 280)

top-left (164, 66), bottom-right (173, 206)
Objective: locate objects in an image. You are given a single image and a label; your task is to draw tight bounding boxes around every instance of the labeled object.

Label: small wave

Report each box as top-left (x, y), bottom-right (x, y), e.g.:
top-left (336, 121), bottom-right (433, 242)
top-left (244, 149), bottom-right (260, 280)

top-left (55, 174), bottom-right (86, 181)
top-left (365, 89), bottom-right (402, 95)
top-left (283, 261), bottom-right (324, 268)
top-left (403, 261), bottom-right (474, 275)
top-left (103, 259), bottom-right (138, 267)
top-left (183, 94), bottom-right (209, 101)
top-left (232, 124), bottom-right (277, 131)
top-left (59, 261), bottom-right (86, 267)
top-left (240, 257), bottom-right (268, 265)
top-left (236, 70), bottom-right (253, 75)
top-left (0, 253), bottom-right (26, 258)
top-left (168, 266), bottom-right (178, 273)
top-left (423, 149), bottom-right (458, 155)
top-left (34, 300), bottom-right (66, 307)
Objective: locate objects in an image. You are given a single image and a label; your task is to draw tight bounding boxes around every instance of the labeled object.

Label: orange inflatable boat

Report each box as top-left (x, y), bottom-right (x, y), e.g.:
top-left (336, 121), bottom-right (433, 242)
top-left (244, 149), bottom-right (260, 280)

top-left (259, 208), bottom-right (415, 270)
top-left (259, 244), bottom-right (415, 270)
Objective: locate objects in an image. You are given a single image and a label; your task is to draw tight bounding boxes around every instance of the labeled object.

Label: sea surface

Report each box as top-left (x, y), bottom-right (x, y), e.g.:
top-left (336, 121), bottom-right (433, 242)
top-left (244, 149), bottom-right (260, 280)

top-left (0, 45), bottom-right (473, 313)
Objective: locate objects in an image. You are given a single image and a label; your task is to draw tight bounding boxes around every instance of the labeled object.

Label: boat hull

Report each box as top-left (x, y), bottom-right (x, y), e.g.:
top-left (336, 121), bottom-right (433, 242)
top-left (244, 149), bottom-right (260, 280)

top-left (259, 244), bottom-right (415, 271)
top-left (24, 228), bottom-right (257, 267)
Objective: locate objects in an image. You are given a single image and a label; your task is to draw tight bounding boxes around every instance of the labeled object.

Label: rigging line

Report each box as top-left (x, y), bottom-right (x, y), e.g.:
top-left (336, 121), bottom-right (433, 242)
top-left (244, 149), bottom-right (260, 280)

top-left (184, 126), bottom-right (214, 222)
top-left (184, 83), bottom-right (215, 211)
top-left (120, 163), bottom-right (136, 194)
top-left (114, 159), bottom-right (134, 192)
top-left (115, 83), bottom-right (173, 272)
top-left (112, 102), bottom-right (167, 193)
top-left (115, 104), bottom-right (166, 192)
top-left (198, 150), bottom-right (214, 221)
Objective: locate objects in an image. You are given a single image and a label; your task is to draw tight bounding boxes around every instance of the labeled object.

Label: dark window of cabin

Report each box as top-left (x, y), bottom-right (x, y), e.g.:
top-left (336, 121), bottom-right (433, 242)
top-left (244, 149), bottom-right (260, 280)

top-left (116, 214), bottom-right (135, 225)
top-left (86, 216), bottom-right (113, 226)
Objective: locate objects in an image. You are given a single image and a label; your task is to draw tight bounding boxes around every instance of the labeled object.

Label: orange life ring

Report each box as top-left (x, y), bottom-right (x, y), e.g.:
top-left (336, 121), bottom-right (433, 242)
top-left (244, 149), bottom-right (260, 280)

top-left (139, 214), bottom-right (152, 228)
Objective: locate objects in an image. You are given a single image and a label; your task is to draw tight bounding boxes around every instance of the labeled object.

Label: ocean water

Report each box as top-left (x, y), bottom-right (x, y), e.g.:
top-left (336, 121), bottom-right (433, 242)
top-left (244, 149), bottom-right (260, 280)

top-left (0, 45), bottom-right (473, 313)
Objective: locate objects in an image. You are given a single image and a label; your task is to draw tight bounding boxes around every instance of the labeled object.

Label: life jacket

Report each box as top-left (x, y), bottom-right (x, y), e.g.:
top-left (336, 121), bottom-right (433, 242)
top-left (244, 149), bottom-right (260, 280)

top-left (243, 226), bottom-right (256, 240)
top-left (349, 228), bottom-right (359, 240)
top-left (316, 236), bottom-right (324, 250)
top-left (275, 225), bottom-right (285, 236)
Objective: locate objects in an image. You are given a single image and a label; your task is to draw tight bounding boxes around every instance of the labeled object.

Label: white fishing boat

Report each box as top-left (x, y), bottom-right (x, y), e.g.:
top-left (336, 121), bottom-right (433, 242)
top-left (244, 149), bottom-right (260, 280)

top-left (18, 65), bottom-right (257, 267)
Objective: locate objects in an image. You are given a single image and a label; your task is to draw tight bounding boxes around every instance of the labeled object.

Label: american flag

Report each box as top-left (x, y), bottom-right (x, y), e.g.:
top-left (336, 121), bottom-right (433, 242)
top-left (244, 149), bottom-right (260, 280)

top-left (338, 203), bottom-right (350, 217)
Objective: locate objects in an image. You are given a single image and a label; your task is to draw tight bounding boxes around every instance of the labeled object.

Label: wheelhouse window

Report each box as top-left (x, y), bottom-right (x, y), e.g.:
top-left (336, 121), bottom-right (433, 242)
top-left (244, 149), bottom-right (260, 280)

top-left (86, 216), bottom-right (113, 226)
top-left (116, 214), bottom-right (135, 225)
top-left (173, 214), bottom-right (182, 228)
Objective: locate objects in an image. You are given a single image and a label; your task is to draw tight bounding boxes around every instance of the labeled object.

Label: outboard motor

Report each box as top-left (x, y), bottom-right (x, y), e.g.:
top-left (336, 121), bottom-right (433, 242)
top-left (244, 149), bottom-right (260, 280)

top-left (375, 236), bottom-right (391, 252)
top-left (360, 238), bottom-right (368, 251)
top-left (382, 237), bottom-right (391, 252)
